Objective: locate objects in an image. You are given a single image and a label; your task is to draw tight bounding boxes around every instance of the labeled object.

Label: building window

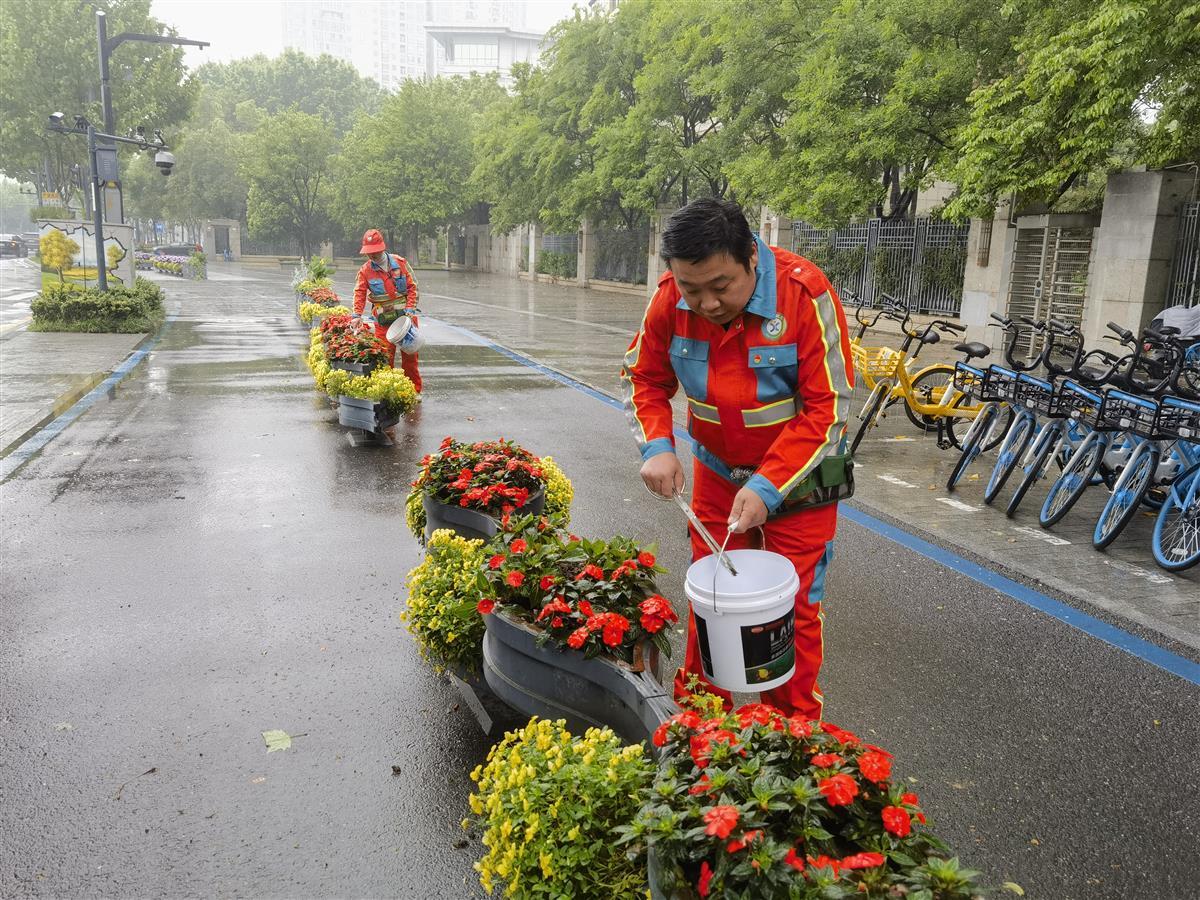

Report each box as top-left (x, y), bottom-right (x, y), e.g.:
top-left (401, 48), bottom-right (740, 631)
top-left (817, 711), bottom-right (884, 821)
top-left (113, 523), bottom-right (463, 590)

top-left (450, 42), bottom-right (498, 66)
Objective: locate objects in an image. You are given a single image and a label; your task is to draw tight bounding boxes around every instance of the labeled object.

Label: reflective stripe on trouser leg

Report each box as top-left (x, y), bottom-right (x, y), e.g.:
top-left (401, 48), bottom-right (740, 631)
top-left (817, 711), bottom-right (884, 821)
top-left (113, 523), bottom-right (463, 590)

top-left (760, 545), bottom-right (828, 722)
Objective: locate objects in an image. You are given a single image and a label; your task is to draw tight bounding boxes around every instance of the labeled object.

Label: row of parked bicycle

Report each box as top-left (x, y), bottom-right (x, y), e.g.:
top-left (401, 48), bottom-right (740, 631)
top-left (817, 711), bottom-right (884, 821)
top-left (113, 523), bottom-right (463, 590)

top-left (847, 293), bottom-right (1200, 573)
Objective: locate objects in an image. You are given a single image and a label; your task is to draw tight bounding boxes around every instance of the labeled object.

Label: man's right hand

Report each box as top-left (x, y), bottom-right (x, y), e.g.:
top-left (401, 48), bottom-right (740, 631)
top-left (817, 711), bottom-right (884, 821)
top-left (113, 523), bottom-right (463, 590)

top-left (641, 452), bottom-right (684, 498)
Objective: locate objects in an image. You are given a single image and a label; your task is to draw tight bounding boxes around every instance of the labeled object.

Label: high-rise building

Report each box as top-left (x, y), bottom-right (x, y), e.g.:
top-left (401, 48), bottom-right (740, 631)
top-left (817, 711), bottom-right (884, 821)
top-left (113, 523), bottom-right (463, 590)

top-left (282, 0), bottom-right (540, 90)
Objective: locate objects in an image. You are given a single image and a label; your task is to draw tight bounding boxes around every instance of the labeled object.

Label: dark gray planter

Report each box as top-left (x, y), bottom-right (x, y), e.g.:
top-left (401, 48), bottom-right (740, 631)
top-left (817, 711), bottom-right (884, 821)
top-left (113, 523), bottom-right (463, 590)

top-left (330, 358), bottom-right (384, 376)
top-left (482, 608), bottom-right (679, 747)
top-left (421, 489), bottom-right (545, 543)
top-left (337, 395), bottom-right (399, 432)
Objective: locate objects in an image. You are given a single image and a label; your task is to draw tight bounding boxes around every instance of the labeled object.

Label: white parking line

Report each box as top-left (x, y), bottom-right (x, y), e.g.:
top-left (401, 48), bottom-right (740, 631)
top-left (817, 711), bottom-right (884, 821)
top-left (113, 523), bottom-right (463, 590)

top-left (1012, 525), bottom-right (1071, 546)
top-left (1102, 558), bottom-right (1173, 585)
top-left (936, 497), bottom-right (981, 512)
top-left (876, 473), bottom-right (917, 488)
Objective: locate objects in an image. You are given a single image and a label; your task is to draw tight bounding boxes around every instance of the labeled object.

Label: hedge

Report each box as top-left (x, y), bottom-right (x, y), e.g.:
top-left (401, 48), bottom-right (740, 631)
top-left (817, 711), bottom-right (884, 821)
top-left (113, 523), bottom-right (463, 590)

top-left (30, 278), bottom-right (166, 334)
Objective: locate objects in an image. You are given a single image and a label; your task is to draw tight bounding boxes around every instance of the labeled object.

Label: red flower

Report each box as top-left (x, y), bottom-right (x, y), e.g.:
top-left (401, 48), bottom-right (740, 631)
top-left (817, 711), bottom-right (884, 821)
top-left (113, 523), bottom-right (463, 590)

top-left (600, 614), bottom-right (630, 648)
top-left (687, 775), bottom-right (711, 795)
top-left (697, 861), bottom-right (713, 898)
top-left (652, 721), bottom-right (671, 748)
top-left (568, 534), bottom-right (581, 542)
top-left (882, 805), bottom-right (912, 837)
top-left (726, 830), bottom-right (760, 853)
top-left (818, 773), bottom-right (859, 807)
top-left (638, 551), bottom-right (656, 567)
top-left (577, 600), bottom-right (594, 617)
top-left (476, 598), bottom-right (495, 615)
top-left (901, 791), bottom-right (920, 806)
top-left (810, 752), bottom-right (843, 769)
top-left (807, 855), bottom-right (841, 876)
top-left (505, 571), bottom-right (525, 588)
top-left (566, 627), bottom-right (589, 649)
top-left (840, 852), bottom-right (886, 870)
top-left (551, 616), bottom-right (562, 628)
top-left (510, 538), bottom-right (527, 554)
top-left (539, 575), bottom-right (555, 591)
top-left (574, 563), bottom-right (604, 581)
top-left (820, 722), bottom-right (861, 746)
top-left (858, 750), bottom-right (892, 784)
top-left (783, 847), bottom-right (805, 871)
top-left (488, 554), bottom-right (505, 570)
top-left (735, 703), bottom-right (779, 728)
top-left (787, 717), bottom-right (813, 739)
top-left (703, 805), bottom-right (739, 839)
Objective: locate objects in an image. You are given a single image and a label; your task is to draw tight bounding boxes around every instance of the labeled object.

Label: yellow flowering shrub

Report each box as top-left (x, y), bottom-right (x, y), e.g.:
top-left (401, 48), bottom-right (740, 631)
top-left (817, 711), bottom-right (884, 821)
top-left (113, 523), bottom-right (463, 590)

top-left (540, 456), bottom-right (574, 524)
top-left (401, 529), bottom-right (486, 673)
top-left (305, 331), bottom-right (332, 392)
top-left (466, 718), bottom-right (653, 898)
top-left (405, 488), bottom-right (427, 544)
top-left (337, 367), bottom-right (419, 416)
top-left (299, 301), bottom-right (350, 324)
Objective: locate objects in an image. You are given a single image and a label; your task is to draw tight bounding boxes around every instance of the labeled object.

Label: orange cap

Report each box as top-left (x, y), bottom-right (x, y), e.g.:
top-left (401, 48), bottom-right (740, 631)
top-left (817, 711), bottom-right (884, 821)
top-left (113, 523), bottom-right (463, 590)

top-left (359, 228), bottom-right (386, 254)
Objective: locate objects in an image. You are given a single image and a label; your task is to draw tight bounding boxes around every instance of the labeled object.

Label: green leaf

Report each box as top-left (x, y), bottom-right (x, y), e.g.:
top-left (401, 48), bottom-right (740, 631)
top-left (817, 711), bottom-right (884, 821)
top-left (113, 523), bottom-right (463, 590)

top-left (262, 729), bottom-right (293, 752)
top-left (1003, 883), bottom-right (1026, 896)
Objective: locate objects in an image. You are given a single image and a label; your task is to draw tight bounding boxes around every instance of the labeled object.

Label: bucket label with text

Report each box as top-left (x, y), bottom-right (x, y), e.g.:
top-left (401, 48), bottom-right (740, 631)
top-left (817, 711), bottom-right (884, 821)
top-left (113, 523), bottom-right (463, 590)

top-left (741, 613), bottom-right (795, 685)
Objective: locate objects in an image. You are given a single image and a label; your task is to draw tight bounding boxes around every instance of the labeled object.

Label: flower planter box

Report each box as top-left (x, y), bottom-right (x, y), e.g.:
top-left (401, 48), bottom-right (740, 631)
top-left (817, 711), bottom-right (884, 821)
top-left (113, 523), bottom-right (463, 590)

top-left (330, 358), bottom-right (384, 376)
top-left (421, 489), bottom-right (545, 544)
top-left (337, 395), bottom-right (399, 432)
top-left (482, 608), bottom-right (679, 747)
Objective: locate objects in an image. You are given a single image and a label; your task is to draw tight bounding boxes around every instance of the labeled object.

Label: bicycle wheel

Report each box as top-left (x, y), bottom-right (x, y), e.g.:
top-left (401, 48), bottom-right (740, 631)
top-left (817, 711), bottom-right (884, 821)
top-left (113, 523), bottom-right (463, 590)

top-left (946, 401), bottom-right (997, 491)
top-left (1093, 441), bottom-right (1159, 550)
top-left (850, 380), bottom-right (891, 456)
top-left (984, 411), bottom-right (1034, 504)
top-left (903, 365), bottom-right (956, 432)
top-left (1152, 468), bottom-right (1200, 572)
top-left (1040, 430), bottom-right (1105, 527)
top-left (946, 398), bottom-right (1014, 452)
top-left (1005, 421), bottom-right (1061, 517)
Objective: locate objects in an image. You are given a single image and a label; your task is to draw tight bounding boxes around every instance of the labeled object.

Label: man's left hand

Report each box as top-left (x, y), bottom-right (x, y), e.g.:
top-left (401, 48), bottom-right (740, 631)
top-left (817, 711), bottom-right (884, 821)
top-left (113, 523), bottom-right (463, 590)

top-left (728, 488), bottom-right (768, 533)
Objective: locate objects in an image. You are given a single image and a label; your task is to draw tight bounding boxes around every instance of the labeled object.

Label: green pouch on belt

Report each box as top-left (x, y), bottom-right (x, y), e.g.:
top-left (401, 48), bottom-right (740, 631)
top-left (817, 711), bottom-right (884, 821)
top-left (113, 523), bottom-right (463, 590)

top-left (773, 452), bottom-right (855, 515)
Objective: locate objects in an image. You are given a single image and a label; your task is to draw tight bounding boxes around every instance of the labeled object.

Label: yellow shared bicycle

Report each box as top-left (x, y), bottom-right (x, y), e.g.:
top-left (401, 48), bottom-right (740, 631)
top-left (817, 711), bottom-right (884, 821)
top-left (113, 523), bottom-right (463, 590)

top-left (847, 298), bottom-right (1005, 455)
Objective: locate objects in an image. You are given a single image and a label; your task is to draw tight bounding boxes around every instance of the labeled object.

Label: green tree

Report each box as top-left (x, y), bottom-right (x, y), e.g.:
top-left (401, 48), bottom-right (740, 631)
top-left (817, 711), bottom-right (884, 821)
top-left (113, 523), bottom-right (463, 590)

top-left (335, 76), bottom-right (505, 255)
top-left (40, 229), bottom-right (79, 283)
top-left (0, 0), bottom-right (197, 197)
top-left (946, 0), bottom-right (1200, 218)
top-left (239, 110), bottom-right (337, 257)
top-left (197, 49), bottom-right (382, 136)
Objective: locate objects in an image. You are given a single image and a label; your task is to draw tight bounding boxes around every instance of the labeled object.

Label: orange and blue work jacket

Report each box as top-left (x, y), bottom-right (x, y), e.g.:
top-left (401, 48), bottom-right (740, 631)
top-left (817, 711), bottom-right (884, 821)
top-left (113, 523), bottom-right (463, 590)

top-left (353, 253), bottom-right (419, 320)
top-left (621, 237), bottom-right (854, 513)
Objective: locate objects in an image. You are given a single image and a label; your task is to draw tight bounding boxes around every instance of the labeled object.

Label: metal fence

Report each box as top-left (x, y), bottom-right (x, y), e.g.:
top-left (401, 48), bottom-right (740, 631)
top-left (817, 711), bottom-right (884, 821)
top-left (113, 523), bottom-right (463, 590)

top-left (590, 225), bottom-right (649, 284)
top-left (791, 218), bottom-right (970, 315)
top-left (1167, 200), bottom-right (1199, 308)
top-left (539, 232), bottom-right (578, 278)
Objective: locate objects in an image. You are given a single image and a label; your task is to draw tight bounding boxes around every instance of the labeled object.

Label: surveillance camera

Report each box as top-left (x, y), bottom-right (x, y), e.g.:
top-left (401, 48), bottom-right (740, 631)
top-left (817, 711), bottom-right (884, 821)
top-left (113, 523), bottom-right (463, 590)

top-left (154, 149), bottom-right (176, 176)
top-left (48, 112), bottom-right (65, 127)
top-left (73, 115), bottom-right (89, 131)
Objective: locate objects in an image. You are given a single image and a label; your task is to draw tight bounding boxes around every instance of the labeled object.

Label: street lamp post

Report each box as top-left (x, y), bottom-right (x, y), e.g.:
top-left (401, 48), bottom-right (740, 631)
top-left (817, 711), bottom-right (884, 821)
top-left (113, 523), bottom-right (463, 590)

top-left (95, 10), bottom-right (208, 224)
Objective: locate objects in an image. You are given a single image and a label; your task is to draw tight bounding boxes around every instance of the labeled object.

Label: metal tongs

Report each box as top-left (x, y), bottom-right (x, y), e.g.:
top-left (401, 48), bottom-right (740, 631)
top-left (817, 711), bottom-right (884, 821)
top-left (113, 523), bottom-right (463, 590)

top-left (648, 479), bottom-right (739, 577)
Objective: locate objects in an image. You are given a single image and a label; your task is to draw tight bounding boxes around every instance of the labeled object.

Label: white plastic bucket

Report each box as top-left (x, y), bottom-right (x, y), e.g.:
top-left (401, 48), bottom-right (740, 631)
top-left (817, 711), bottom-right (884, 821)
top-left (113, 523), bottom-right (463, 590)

top-left (385, 315), bottom-right (425, 353)
top-left (684, 549), bottom-right (799, 692)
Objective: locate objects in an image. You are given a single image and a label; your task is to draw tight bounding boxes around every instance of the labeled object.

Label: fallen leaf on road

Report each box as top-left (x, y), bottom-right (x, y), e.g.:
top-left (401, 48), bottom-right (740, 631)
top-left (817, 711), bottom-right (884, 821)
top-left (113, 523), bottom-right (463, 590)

top-left (262, 730), bottom-right (292, 752)
top-left (114, 766), bottom-right (158, 800)
top-left (52, 722), bottom-right (73, 732)
top-left (391, 765), bottom-right (402, 776)
top-left (250, 776), bottom-right (266, 784)
top-left (1002, 883), bottom-right (1025, 895)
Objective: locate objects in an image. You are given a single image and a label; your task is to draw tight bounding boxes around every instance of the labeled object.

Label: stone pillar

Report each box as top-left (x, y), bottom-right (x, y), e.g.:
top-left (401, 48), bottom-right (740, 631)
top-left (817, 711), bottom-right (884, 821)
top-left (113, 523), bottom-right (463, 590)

top-left (1081, 170), bottom-right (1196, 346)
top-left (960, 199), bottom-right (1017, 345)
top-left (647, 204), bottom-right (676, 299)
top-left (318, 240), bottom-right (334, 261)
top-left (759, 207), bottom-right (794, 248)
top-left (528, 222), bottom-right (540, 276)
top-left (576, 218), bottom-right (591, 287)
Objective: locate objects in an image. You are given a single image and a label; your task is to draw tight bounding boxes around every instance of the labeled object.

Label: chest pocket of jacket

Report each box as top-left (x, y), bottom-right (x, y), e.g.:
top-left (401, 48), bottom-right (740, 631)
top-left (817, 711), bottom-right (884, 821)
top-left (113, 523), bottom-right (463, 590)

top-left (669, 336), bottom-right (709, 400)
top-left (748, 343), bottom-right (798, 402)
top-left (367, 277), bottom-right (388, 297)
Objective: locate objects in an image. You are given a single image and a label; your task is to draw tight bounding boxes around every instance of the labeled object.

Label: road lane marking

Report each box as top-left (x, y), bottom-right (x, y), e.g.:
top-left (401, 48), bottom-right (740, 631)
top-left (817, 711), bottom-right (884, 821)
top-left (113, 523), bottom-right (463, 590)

top-left (876, 473), bottom-right (917, 488)
top-left (936, 497), bottom-right (981, 512)
top-left (1012, 525), bottom-right (1071, 546)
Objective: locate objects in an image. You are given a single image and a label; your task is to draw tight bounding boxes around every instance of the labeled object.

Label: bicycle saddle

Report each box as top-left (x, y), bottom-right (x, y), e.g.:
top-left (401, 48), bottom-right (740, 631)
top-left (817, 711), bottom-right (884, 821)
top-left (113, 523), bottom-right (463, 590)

top-left (954, 341), bottom-right (990, 360)
top-left (920, 331), bottom-right (941, 345)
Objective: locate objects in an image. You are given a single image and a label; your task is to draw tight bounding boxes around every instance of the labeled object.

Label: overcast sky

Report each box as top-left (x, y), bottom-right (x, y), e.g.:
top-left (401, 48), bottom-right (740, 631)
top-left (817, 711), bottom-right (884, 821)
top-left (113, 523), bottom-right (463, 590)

top-left (151, 0), bottom-right (581, 68)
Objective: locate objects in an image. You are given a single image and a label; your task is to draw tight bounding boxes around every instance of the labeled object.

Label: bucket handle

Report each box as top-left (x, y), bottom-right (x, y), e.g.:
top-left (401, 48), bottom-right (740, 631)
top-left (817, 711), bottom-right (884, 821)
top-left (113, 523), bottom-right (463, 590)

top-left (711, 528), bottom-right (734, 615)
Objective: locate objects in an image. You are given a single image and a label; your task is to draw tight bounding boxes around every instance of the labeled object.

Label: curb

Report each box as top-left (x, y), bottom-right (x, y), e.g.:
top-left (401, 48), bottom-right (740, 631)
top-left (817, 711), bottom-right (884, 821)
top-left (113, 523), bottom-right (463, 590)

top-left (0, 313), bottom-right (175, 477)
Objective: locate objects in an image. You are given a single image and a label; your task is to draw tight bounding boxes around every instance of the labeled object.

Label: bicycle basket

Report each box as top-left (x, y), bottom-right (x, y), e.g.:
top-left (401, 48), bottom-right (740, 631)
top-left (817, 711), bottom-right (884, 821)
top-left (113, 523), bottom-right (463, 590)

top-left (980, 365), bottom-right (1018, 403)
top-left (851, 344), bottom-right (900, 378)
top-left (1053, 379), bottom-right (1103, 424)
top-left (1155, 395), bottom-right (1200, 442)
top-left (1097, 389), bottom-right (1160, 438)
top-left (1014, 373), bottom-right (1055, 415)
top-left (953, 362), bottom-right (984, 396)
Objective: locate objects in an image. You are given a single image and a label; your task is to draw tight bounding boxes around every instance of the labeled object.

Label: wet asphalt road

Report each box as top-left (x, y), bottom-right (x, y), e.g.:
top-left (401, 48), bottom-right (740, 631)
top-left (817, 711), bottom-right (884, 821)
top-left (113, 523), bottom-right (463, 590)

top-left (1, 266), bottom-right (1198, 899)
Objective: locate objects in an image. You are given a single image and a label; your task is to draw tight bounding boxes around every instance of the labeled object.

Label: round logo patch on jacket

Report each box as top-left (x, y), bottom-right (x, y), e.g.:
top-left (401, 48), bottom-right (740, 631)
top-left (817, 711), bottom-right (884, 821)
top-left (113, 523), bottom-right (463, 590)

top-left (762, 314), bottom-right (786, 340)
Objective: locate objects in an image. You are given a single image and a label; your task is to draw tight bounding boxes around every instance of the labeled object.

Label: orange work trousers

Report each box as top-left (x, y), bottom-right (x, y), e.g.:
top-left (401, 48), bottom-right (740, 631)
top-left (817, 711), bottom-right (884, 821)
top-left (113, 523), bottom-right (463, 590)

top-left (371, 316), bottom-right (421, 393)
top-left (673, 457), bottom-right (837, 721)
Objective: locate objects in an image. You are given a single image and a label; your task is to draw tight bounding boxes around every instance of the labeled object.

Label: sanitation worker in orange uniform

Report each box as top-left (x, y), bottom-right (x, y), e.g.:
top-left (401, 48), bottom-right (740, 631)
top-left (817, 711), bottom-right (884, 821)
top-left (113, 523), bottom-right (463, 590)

top-left (622, 199), bottom-right (855, 721)
top-left (353, 228), bottom-right (422, 392)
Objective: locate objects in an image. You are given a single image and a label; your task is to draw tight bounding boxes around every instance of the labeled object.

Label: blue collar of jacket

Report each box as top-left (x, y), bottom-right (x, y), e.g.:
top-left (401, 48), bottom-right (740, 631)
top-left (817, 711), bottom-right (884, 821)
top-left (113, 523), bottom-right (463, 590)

top-left (675, 236), bottom-right (777, 319)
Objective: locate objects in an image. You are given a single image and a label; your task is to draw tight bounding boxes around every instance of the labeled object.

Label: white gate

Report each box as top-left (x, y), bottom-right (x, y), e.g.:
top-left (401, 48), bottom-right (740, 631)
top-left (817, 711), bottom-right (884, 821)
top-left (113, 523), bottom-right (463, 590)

top-left (1005, 215), bottom-right (1097, 359)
